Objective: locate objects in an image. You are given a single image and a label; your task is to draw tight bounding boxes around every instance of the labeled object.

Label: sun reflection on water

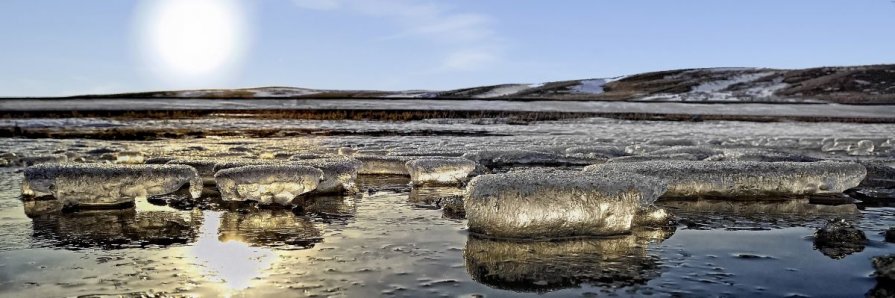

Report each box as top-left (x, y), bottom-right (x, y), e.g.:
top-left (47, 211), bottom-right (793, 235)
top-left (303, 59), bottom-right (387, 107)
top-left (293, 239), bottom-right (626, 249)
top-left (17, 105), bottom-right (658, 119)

top-left (189, 211), bottom-right (276, 294)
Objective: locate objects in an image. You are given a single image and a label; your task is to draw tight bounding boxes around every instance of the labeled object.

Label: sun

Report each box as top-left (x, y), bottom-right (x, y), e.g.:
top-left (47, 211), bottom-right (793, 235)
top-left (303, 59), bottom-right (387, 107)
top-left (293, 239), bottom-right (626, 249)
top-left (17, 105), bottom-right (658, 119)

top-left (135, 0), bottom-right (249, 83)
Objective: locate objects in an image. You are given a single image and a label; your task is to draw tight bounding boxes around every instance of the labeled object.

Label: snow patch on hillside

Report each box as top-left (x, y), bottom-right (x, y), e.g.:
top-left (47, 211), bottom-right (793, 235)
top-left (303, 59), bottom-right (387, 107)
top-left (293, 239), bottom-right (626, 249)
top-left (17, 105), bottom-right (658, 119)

top-left (692, 73), bottom-right (771, 93)
top-left (571, 79), bottom-right (609, 94)
top-left (474, 84), bottom-right (537, 98)
top-left (636, 71), bottom-right (802, 102)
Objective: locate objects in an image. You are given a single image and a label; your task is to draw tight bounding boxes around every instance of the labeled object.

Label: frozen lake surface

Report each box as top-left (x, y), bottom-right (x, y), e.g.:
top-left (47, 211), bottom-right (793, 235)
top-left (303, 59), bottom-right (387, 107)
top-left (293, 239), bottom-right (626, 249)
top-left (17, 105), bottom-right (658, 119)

top-left (0, 110), bottom-right (893, 296)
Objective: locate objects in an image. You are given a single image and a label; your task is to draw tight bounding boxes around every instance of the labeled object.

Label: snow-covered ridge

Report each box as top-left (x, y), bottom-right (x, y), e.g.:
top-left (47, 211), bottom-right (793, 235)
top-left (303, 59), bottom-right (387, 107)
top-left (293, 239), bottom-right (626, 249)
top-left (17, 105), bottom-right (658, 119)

top-left (66, 64), bottom-right (895, 104)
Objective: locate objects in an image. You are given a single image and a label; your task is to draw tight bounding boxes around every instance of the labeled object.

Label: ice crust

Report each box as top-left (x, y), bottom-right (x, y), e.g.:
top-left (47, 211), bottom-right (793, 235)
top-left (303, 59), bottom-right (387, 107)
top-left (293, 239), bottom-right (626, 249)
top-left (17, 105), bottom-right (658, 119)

top-left (464, 170), bottom-right (666, 239)
top-left (22, 164), bottom-right (202, 207)
top-left (214, 165), bottom-right (324, 205)
top-left (585, 161), bottom-right (867, 198)
top-left (355, 155), bottom-right (413, 175)
top-left (405, 158), bottom-right (476, 185)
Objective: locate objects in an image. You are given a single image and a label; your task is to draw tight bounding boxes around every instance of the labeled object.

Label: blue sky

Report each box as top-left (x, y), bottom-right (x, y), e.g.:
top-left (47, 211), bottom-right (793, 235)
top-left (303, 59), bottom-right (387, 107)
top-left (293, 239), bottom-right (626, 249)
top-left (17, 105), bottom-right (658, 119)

top-left (1, 0), bottom-right (894, 97)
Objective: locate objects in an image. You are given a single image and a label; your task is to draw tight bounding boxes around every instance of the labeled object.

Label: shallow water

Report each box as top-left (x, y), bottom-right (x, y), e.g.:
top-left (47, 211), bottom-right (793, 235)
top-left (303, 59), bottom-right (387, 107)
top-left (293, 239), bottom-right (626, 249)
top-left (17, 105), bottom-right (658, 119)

top-left (1, 116), bottom-right (894, 297)
top-left (1, 169), bottom-right (893, 297)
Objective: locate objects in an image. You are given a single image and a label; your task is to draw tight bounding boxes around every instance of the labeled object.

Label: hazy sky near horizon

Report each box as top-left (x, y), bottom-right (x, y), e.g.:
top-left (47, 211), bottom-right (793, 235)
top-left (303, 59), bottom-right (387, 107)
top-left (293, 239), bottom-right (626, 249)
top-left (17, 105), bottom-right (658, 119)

top-left (1, 0), bottom-right (894, 97)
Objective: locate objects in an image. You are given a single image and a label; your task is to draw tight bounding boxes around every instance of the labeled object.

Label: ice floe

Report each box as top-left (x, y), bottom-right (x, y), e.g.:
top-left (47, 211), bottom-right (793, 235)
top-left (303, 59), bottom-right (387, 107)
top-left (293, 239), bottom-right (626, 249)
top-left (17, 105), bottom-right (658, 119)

top-left (585, 161), bottom-right (866, 198)
top-left (464, 170), bottom-right (665, 239)
top-left (22, 164), bottom-right (202, 207)
top-left (355, 155), bottom-right (413, 175)
top-left (405, 158), bottom-right (476, 185)
top-left (214, 165), bottom-right (323, 205)
top-left (293, 158), bottom-right (362, 193)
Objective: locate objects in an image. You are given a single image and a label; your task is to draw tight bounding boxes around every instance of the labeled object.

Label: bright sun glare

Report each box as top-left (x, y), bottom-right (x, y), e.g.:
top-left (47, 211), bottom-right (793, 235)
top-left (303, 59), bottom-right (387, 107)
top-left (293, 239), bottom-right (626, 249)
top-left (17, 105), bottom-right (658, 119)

top-left (136, 0), bottom-right (248, 83)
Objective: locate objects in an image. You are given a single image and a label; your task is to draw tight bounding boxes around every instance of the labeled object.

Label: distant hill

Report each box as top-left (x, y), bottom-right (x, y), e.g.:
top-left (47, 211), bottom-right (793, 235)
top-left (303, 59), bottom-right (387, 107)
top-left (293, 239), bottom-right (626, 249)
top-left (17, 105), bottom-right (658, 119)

top-left (70, 64), bottom-right (895, 104)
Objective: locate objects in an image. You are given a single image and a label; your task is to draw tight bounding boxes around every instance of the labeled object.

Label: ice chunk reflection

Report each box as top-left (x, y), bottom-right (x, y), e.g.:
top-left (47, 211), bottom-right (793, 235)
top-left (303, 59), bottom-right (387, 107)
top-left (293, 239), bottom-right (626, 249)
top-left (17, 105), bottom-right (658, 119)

top-left (218, 209), bottom-right (322, 249)
top-left (658, 198), bottom-right (860, 229)
top-left (464, 229), bottom-right (670, 293)
top-left (27, 202), bottom-right (199, 249)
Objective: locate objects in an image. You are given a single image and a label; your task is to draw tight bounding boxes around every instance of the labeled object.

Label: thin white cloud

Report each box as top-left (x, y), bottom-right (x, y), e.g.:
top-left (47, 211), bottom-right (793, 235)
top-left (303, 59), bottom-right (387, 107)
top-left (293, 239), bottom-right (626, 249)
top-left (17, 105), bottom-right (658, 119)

top-left (291, 0), bottom-right (503, 71)
top-left (292, 0), bottom-right (342, 10)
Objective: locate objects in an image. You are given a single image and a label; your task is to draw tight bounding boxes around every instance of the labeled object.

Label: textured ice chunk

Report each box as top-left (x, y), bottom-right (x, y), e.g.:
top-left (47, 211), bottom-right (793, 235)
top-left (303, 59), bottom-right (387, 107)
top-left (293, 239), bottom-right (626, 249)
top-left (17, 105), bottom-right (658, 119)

top-left (847, 140), bottom-right (875, 156)
top-left (293, 158), bottom-right (362, 193)
top-left (464, 229), bottom-right (667, 293)
top-left (405, 158), bottom-right (476, 185)
top-left (22, 164), bottom-right (202, 207)
top-left (462, 149), bottom-right (590, 168)
top-left (821, 138), bottom-right (851, 152)
top-left (858, 161), bottom-right (895, 188)
top-left (464, 170), bottom-right (666, 239)
top-left (214, 165), bottom-right (323, 205)
top-left (15, 154), bottom-right (68, 167)
top-left (356, 155), bottom-right (412, 175)
top-left (337, 147), bottom-right (357, 156)
top-left (633, 205), bottom-right (673, 227)
top-left (115, 151), bottom-right (145, 164)
top-left (212, 159), bottom-right (276, 173)
top-left (585, 161), bottom-right (866, 198)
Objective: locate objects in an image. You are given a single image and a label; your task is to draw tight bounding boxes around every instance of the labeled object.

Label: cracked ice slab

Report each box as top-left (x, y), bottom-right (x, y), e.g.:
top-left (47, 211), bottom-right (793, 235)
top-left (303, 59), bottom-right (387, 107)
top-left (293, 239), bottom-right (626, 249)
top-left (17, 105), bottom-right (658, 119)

top-left (214, 165), bottom-right (323, 205)
top-left (22, 163), bottom-right (202, 207)
top-left (405, 158), bottom-right (477, 185)
top-left (584, 161), bottom-right (867, 198)
top-left (464, 170), bottom-right (666, 239)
